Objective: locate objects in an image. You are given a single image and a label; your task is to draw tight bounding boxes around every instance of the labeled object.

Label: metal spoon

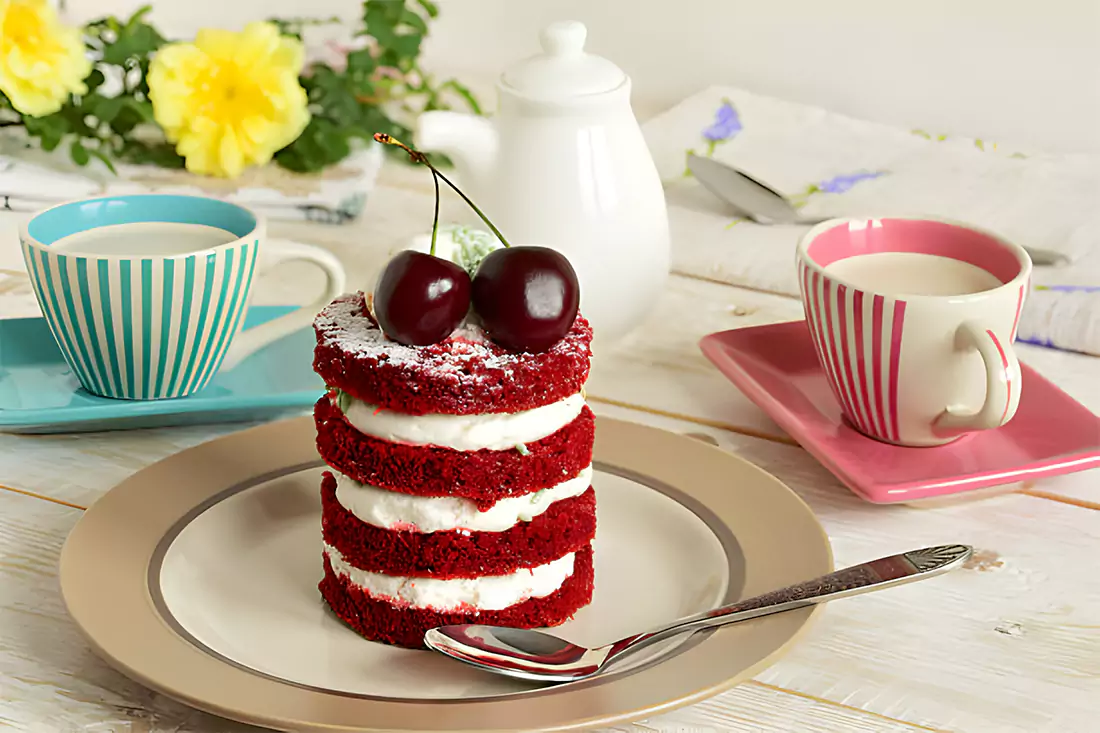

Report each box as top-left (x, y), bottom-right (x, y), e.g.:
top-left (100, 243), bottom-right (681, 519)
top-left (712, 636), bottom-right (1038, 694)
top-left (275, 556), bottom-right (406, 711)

top-left (424, 544), bottom-right (972, 683)
top-left (686, 153), bottom-right (1067, 266)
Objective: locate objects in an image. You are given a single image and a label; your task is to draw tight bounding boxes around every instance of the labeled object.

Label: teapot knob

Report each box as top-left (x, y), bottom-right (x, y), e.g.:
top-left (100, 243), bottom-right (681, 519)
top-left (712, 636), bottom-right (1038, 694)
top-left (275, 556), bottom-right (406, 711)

top-left (540, 21), bottom-right (587, 56)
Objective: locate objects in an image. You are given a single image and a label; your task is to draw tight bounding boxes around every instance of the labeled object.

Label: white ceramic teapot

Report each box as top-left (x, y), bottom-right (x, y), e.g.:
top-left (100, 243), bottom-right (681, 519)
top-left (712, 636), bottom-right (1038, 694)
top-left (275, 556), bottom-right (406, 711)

top-left (415, 21), bottom-right (670, 348)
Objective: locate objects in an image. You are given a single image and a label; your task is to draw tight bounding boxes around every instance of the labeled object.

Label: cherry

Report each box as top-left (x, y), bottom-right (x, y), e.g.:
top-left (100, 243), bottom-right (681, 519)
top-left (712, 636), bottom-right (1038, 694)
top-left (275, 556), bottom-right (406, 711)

top-left (472, 247), bottom-right (579, 352)
top-left (372, 132), bottom-right (582, 352)
top-left (373, 250), bottom-right (471, 346)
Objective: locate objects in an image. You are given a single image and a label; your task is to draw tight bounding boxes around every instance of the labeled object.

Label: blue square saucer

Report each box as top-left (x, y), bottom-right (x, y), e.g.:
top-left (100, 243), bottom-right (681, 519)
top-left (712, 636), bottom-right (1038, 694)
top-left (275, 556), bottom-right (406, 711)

top-left (0, 306), bottom-right (323, 434)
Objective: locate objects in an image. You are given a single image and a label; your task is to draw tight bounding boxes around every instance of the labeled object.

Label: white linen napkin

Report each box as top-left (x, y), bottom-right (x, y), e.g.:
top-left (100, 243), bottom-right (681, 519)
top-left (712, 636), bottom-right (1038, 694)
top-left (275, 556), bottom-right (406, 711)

top-left (0, 139), bottom-right (382, 224)
top-left (641, 86), bottom-right (1100, 356)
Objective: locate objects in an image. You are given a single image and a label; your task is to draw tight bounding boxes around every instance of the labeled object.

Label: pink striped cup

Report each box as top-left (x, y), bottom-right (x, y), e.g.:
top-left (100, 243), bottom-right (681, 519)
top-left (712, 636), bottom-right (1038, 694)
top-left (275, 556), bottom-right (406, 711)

top-left (796, 218), bottom-right (1031, 447)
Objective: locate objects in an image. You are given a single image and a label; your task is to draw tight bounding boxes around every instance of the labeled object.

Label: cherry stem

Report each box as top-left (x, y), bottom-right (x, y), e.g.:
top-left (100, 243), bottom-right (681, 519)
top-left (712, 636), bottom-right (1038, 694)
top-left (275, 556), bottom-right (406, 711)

top-left (374, 132), bottom-right (512, 248)
top-left (429, 168), bottom-right (440, 256)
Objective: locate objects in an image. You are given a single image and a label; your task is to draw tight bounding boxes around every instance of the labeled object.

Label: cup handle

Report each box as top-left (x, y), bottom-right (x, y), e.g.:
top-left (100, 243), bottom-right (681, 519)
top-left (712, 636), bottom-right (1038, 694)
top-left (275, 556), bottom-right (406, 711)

top-left (219, 239), bottom-right (346, 371)
top-left (934, 320), bottom-right (1021, 437)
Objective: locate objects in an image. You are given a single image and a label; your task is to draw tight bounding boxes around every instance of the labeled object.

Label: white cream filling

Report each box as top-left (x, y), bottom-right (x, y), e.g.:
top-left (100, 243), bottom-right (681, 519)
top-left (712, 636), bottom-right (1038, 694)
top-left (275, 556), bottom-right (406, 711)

top-left (334, 465), bottom-right (593, 533)
top-left (340, 392), bottom-right (586, 451)
top-left (324, 542), bottom-right (575, 611)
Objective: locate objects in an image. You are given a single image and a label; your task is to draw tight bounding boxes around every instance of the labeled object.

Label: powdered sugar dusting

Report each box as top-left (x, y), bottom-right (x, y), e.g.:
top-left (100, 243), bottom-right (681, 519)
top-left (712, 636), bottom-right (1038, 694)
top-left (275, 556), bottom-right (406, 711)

top-left (313, 293), bottom-right (593, 414)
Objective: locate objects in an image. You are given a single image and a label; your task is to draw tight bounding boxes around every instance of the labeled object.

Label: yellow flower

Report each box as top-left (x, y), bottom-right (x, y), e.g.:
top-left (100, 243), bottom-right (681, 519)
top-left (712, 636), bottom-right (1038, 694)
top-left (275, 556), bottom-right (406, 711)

top-left (0, 0), bottom-right (91, 117)
top-left (148, 22), bottom-right (309, 179)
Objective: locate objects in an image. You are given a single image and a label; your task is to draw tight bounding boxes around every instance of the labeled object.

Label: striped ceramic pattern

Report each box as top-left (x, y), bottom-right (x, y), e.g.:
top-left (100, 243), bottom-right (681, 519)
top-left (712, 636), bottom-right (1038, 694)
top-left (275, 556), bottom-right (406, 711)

top-left (798, 260), bottom-right (908, 443)
top-left (21, 239), bottom-right (259, 400)
top-left (799, 260), bottom-right (1029, 443)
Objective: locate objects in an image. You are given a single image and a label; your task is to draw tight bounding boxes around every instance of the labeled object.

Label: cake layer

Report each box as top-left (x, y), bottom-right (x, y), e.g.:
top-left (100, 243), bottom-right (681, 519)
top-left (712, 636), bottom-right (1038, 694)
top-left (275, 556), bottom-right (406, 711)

top-left (333, 465), bottom-right (594, 533)
top-left (313, 292), bottom-right (593, 416)
top-left (320, 544), bottom-right (595, 649)
top-left (339, 391), bottom-right (587, 451)
top-left (315, 397), bottom-right (595, 509)
top-left (323, 542), bottom-right (575, 611)
top-left (321, 471), bottom-right (597, 577)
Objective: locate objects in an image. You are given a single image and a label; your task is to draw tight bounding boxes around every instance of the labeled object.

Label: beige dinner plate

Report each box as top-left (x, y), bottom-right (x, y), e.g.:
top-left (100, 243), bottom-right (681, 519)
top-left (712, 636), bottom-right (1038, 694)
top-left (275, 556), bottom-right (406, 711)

top-left (60, 415), bottom-right (831, 732)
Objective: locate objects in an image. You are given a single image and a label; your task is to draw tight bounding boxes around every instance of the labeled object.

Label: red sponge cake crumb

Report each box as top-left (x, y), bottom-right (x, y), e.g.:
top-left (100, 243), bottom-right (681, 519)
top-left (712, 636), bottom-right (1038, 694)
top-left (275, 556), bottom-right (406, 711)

top-left (313, 292), bottom-right (593, 416)
top-left (320, 544), bottom-right (595, 649)
top-left (312, 287), bottom-right (597, 648)
top-left (321, 471), bottom-right (596, 577)
top-left (315, 396), bottom-right (595, 509)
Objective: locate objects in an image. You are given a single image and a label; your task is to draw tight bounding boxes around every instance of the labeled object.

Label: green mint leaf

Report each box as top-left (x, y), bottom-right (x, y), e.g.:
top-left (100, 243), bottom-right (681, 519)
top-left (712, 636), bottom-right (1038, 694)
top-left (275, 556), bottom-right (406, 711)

top-left (446, 225), bottom-right (502, 276)
top-left (331, 388), bottom-right (354, 415)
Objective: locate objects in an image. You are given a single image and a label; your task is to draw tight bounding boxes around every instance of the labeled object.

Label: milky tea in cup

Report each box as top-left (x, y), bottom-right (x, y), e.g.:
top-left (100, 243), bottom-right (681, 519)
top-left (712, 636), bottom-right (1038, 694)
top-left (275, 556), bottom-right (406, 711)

top-left (795, 217), bottom-right (1031, 447)
top-left (19, 194), bottom-right (345, 400)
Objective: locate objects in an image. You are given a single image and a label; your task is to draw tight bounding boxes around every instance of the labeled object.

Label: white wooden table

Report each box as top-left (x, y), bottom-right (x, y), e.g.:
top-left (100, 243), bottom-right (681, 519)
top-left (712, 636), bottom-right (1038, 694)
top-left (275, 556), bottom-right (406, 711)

top-left (1, 160), bottom-right (1097, 733)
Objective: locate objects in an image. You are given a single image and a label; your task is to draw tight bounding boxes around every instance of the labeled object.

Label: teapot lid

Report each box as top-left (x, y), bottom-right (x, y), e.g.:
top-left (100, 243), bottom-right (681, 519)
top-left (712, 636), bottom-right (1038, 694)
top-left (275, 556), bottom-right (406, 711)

top-left (501, 21), bottom-right (626, 100)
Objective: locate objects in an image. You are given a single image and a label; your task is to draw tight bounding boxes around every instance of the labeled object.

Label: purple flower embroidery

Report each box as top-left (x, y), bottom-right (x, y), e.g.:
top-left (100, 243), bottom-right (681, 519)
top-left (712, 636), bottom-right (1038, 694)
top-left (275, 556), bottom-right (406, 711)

top-left (817, 171), bottom-right (886, 194)
top-left (703, 100), bottom-right (742, 142)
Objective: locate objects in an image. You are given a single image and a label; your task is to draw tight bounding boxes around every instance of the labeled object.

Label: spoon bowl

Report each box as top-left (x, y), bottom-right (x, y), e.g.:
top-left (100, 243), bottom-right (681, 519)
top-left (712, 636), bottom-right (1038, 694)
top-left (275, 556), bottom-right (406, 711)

top-left (425, 544), bottom-right (972, 683)
top-left (685, 153), bottom-right (1067, 266)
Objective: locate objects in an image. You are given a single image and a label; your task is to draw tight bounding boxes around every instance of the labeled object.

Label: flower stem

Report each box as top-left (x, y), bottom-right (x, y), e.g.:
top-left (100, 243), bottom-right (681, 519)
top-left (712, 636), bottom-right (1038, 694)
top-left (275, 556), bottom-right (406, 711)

top-left (429, 168), bottom-right (440, 256)
top-left (373, 132), bottom-right (512, 248)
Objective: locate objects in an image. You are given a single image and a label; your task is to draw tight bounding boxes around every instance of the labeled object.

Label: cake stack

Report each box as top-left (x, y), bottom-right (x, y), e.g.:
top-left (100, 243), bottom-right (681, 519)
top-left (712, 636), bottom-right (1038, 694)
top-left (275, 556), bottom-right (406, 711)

top-left (312, 292), bottom-right (596, 649)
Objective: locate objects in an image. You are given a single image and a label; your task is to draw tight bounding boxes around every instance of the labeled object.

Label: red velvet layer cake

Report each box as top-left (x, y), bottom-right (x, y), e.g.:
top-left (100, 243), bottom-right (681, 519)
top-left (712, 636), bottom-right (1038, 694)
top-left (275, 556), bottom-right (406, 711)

top-left (313, 289), bottom-right (596, 649)
top-left (315, 395), bottom-right (595, 508)
top-left (314, 293), bottom-right (593, 415)
top-left (321, 471), bottom-right (597, 576)
top-left (321, 545), bottom-right (595, 649)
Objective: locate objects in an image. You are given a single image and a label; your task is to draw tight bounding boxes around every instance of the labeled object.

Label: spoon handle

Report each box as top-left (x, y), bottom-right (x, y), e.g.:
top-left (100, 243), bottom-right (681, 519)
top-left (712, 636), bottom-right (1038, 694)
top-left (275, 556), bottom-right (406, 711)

top-left (604, 544), bottom-right (972, 665)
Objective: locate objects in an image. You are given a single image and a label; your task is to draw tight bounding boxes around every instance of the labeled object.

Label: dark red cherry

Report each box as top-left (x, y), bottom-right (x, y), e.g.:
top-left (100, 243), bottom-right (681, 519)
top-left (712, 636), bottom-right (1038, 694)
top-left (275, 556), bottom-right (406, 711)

top-left (374, 250), bottom-right (471, 345)
top-left (472, 246), bottom-right (579, 352)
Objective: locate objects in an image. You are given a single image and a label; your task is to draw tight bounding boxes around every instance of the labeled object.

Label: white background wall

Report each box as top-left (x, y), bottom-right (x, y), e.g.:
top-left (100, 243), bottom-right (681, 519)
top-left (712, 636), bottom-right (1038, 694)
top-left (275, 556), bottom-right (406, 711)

top-left (64, 0), bottom-right (1100, 154)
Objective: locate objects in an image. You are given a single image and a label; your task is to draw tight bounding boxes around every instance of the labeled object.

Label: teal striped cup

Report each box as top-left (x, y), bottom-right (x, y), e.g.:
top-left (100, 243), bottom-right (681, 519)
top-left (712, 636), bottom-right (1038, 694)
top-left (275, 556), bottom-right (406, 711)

top-left (19, 194), bottom-right (345, 400)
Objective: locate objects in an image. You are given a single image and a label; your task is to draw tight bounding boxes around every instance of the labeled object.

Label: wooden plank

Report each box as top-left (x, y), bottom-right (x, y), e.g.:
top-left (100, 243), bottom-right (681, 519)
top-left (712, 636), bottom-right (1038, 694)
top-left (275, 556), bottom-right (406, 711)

top-left (587, 275), bottom-right (800, 438)
top-left (0, 423), bottom-right (259, 510)
top-left (590, 401), bottom-right (1100, 733)
top-left (0, 488), bottom-right (925, 732)
top-left (0, 490), bottom-right (262, 731)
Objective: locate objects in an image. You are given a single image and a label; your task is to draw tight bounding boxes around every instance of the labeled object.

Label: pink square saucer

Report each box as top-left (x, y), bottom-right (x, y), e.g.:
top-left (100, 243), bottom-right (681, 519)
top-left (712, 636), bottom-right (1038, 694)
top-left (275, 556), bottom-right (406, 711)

top-left (700, 320), bottom-right (1100, 503)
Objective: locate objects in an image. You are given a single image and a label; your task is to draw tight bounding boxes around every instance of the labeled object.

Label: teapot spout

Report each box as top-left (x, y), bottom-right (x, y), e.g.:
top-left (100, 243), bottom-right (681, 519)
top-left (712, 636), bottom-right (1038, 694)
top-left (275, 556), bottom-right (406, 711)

top-left (414, 111), bottom-right (497, 196)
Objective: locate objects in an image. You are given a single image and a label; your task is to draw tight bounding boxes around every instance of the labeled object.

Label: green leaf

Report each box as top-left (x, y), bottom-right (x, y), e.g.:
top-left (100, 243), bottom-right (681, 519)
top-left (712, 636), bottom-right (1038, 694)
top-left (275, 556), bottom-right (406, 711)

top-left (95, 95), bottom-right (124, 123)
top-left (345, 49), bottom-right (377, 75)
top-left (99, 9), bottom-right (165, 66)
top-left (400, 8), bottom-right (429, 35)
top-left (70, 139), bottom-right (91, 166)
top-left (440, 79), bottom-right (482, 115)
top-left (88, 148), bottom-right (118, 174)
top-left (24, 114), bottom-right (67, 151)
top-left (119, 141), bottom-right (184, 168)
top-left (124, 5), bottom-right (154, 29)
top-left (85, 69), bottom-right (106, 94)
top-left (44, 2), bottom-right (482, 179)
top-left (110, 104), bottom-right (144, 135)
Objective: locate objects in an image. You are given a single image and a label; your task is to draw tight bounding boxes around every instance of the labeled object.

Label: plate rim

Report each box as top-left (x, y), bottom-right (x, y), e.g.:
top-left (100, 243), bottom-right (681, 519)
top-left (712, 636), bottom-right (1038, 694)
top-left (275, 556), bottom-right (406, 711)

top-left (60, 414), bottom-right (832, 732)
top-left (699, 321), bottom-right (1100, 503)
